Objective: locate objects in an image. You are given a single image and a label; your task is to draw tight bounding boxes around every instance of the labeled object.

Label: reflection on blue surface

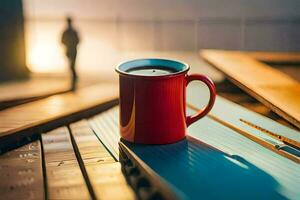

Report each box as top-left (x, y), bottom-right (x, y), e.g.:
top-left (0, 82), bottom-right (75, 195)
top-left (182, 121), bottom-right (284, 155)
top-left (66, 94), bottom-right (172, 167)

top-left (124, 138), bottom-right (286, 200)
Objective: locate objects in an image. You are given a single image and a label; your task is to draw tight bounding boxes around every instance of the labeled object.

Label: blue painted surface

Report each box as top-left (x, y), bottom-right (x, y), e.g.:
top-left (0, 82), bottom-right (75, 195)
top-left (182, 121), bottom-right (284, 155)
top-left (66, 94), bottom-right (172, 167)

top-left (124, 134), bottom-right (297, 200)
top-left (187, 116), bottom-right (300, 200)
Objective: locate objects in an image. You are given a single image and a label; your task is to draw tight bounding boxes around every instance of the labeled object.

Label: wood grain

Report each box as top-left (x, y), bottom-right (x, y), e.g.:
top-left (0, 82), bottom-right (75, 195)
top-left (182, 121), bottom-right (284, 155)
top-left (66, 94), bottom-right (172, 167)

top-left (0, 141), bottom-right (44, 200)
top-left (0, 84), bottom-right (118, 152)
top-left (200, 50), bottom-right (300, 129)
top-left (70, 120), bottom-right (135, 200)
top-left (0, 76), bottom-right (69, 103)
top-left (41, 127), bottom-right (91, 200)
top-left (89, 106), bottom-right (120, 160)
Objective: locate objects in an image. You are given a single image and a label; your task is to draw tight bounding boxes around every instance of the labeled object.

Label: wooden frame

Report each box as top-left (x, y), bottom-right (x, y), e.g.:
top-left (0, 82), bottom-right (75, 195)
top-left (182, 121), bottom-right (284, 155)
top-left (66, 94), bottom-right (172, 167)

top-left (200, 50), bottom-right (300, 129)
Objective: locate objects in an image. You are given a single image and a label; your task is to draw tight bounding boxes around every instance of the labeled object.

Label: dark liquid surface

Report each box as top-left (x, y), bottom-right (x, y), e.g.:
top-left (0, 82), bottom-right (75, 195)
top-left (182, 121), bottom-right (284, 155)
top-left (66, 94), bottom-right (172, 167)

top-left (127, 66), bottom-right (177, 76)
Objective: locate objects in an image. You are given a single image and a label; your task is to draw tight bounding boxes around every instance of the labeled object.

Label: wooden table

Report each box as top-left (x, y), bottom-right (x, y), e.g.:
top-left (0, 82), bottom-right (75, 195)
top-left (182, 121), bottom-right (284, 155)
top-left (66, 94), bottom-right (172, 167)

top-left (1, 51), bottom-right (299, 199)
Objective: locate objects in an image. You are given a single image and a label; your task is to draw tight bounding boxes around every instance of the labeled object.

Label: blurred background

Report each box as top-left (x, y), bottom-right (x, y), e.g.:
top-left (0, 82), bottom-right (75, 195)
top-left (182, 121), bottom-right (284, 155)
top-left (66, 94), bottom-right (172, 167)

top-left (25, 0), bottom-right (300, 75)
top-left (0, 0), bottom-right (299, 88)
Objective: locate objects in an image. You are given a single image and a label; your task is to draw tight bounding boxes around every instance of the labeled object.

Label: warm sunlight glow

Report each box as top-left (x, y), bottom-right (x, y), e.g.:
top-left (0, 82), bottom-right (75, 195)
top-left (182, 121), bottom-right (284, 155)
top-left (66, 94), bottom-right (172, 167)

top-left (25, 20), bottom-right (67, 73)
top-left (25, 20), bottom-right (120, 74)
top-left (28, 42), bottom-right (66, 73)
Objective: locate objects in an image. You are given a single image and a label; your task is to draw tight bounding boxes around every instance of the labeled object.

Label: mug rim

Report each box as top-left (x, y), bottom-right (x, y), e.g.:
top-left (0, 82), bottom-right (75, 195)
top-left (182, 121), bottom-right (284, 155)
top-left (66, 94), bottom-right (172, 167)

top-left (115, 58), bottom-right (190, 78)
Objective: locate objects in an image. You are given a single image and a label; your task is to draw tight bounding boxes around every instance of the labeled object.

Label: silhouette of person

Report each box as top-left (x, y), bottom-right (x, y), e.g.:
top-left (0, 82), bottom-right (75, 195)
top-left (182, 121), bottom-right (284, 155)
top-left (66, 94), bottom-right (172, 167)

top-left (61, 17), bottom-right (80, 90)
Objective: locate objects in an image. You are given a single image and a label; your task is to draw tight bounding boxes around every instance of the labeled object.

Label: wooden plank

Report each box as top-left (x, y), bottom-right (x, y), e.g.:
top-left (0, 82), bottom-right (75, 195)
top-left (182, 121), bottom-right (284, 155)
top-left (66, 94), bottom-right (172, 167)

top-left (0, 75), bottom-right (69, 103)
top-left (41, 127), bottom-right (91, 200)
top-left (188, 103), bottom-right (300, 163)
top-left (200, 50), bottom-right (300, 129)
top-left (245, 51), bottom-right (300, 63)
top-left (89, 106), bottom-right (120, 160)
top-left (70, 120), bottom-right (135, 200)
top-left (0, 141), bottom-right (44, 200)
top-left (0, 84), bottom-right (118, 153)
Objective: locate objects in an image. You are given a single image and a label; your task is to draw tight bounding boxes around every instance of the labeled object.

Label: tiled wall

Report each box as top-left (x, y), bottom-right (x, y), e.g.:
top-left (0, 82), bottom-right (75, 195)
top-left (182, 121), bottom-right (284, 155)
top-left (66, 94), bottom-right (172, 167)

top-left (25, 0), bottom-right (300, 51)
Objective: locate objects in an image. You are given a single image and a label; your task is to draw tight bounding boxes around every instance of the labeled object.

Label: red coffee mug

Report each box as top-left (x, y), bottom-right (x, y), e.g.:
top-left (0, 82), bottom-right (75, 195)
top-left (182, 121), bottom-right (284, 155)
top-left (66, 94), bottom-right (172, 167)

top-left (116, 58), bottom-right (216, 144)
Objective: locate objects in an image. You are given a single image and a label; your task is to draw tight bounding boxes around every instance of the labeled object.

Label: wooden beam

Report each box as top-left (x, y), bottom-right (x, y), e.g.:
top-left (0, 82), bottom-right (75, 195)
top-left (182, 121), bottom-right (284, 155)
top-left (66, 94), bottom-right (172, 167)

top-left (200, 50), bottom-right (300, 129)
top-left (0, 84), bottom-right (119, 153)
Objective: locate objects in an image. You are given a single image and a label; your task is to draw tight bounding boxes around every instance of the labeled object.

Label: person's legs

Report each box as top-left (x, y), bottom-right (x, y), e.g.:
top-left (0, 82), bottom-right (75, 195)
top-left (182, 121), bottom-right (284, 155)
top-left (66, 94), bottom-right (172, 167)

top-left (70, 65), bottom-right (77, 91)
top-left (68, 49), bottom-right (77, 90)
top-left (70, 62), bottom-right (77, 80)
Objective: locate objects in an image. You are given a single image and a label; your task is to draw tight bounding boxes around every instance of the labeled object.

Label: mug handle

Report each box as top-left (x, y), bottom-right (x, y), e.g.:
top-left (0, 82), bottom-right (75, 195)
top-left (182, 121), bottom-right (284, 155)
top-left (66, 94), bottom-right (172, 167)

top-left (186, 74), bottom-right (216, 127)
